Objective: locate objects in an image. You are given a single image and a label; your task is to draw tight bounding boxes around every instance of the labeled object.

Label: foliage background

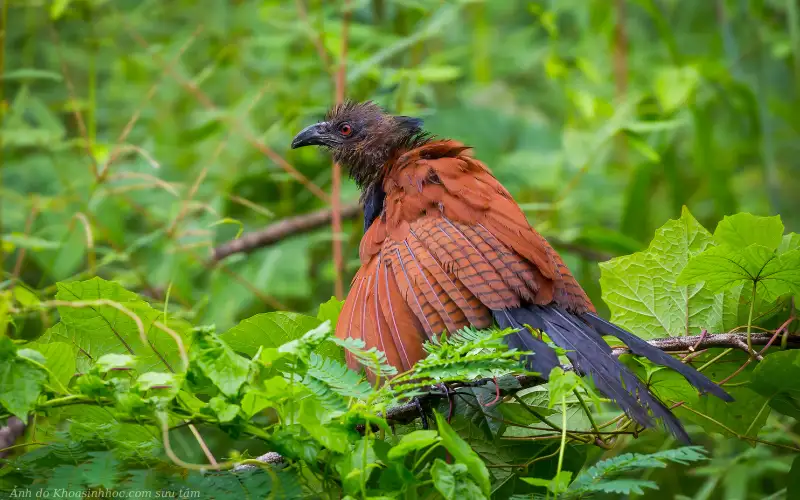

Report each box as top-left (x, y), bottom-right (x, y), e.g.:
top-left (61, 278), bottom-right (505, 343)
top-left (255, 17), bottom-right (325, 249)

top-left (2, 0), bottom-right (800, 498)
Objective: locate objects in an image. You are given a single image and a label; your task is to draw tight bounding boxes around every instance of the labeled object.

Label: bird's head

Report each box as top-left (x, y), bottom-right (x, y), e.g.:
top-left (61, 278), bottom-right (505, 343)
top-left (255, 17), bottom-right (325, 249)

top-left (291, 100), bottom-right (426, 188)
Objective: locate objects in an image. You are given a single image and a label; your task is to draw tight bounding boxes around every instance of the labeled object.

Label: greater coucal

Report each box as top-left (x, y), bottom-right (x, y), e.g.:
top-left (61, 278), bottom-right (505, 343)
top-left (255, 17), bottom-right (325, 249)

top-left (291, 101), bottom-right (731, 442)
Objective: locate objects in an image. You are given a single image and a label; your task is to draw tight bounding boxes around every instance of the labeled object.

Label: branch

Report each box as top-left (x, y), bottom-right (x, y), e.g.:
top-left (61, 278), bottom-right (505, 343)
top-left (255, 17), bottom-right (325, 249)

top-left (381, 332), bottom-right (800, 425)
top-left (211, 204), bottom-right (362, 262)
top-left (211, 204), bottom-right (611, 262)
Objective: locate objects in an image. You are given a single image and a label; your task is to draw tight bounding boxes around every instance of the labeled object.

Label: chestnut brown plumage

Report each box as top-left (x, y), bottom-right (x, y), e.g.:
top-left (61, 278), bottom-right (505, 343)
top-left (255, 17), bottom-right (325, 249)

top-left (291, 100), bottom-right (732, 443)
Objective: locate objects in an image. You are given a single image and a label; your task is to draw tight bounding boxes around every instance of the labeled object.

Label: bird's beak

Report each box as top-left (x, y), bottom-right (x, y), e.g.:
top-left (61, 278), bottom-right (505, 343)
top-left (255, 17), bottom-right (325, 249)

top-left (291, 122), bottom-right (328, 149)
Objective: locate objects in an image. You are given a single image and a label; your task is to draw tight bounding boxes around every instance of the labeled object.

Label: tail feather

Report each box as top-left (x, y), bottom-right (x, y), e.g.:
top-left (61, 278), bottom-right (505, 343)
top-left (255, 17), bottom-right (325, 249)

top-left (582, 313), bottom-right (733, 402)
top-left (495, 309), bottom-right (560, 376)
top-left (495, 306), bottom-right (691, 443)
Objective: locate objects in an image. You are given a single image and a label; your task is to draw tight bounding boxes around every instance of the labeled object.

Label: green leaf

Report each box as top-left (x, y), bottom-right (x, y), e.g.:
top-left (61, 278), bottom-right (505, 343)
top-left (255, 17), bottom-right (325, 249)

top-left (434, 410), bottom-right (491, 496)
top-left (50, 0), bottom-right (73, 19)
top-left (27, 341), bottom-right (76, 389)
top-left (303, 353), bottom-right (373, 411)
top-left (189, 327), bottom-right (250, 398)
top-left (713, 213), bottom-right (784, 250)
top-left (640, 356), bottom-right (769, 438)
top-left (94, 354), bottom-right (137, 374)
top-left (521, 471), bottom-right (572, 494)
top-left (387, 430), bottom-right (440, 460)
top-left (750, 350), bottom-right (800, 419)
top-left (222, 311), bottom-right (343, 362)
top-left (42, 277), bottom-right (190, 372)
top-left (222, 312), bottom-right (322, 357)
top-left (679, 245), bottom-right (800, 300)
top-left (207, 396), bottom-right (241, 423)
top-left (80, 452), bottom-right (120, 489)
top-left (317, 296), bottom-right (344, 326)
top-left (135, 372), bottom-right (176, 391)
top-left (297, 399), bottom-right (350, 453)
top-left (654, 65), bottom-right (700, 113)
top-left (600, 207), bottom-right (738, 338)
top-left (0, 336), bottom-right (49, 418)
top-left (547, 367), bottom-right (580, 408)
top-left (779, 233), bottom-right (800, 254)
top-left (568, 446), bottom-right (707, 497)
top-left (430, 459), bottom-right (487, 500)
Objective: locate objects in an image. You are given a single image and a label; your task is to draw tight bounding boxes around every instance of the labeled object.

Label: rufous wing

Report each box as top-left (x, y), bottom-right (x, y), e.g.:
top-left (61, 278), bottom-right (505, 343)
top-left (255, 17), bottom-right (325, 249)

top-left (335, 140), bottom-right (593, 375)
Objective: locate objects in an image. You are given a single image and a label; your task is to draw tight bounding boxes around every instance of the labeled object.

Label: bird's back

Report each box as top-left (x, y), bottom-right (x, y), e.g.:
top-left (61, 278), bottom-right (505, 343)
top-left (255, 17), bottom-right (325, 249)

top-left (337, 140), bottom-right (593, 371)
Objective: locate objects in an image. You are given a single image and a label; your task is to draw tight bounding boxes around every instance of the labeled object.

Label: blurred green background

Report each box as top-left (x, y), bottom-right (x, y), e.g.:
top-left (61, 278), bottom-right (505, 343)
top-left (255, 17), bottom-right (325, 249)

top-left (2, 1), bottom-right (799, 496)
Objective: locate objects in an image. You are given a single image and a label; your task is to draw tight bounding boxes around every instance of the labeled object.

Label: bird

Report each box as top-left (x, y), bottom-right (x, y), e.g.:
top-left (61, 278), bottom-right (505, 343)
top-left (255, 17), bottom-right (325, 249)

top-left (290, 100), bottom-right (732, 442)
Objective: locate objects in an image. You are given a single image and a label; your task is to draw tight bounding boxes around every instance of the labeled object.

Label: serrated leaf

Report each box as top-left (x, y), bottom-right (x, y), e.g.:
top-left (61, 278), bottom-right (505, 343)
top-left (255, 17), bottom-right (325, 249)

top-left (713, 213), bottom-right (784, 250)
top-left (600, 207), bottom-right (737, 338)
top-left (189, 328), bottom-right (250, 398)
top-left (41, 278), bottom-right (190, 372)
top-left (679, 245), bottom-right (800, 300)
top-left (568, 446), bottom-right (707, 497)
top-left (779, 233), bottom-right (800, 254)
top-left (222, 311), bottom-right (343, 362)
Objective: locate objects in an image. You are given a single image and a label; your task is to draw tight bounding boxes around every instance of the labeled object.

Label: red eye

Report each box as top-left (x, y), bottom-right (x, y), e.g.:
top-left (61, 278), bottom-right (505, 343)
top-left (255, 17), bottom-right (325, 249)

top-left (339, 123), bottom-right (352, 136)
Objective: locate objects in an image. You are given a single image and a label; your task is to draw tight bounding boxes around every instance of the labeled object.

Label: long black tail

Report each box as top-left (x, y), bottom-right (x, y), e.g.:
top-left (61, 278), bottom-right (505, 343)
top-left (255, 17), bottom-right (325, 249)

top-left (494, 306), bottom-right (733, 443)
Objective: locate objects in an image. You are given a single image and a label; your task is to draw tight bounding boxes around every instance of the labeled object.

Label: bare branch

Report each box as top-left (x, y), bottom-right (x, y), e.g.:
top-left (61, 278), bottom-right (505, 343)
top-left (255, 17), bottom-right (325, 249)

top-left (212, 203), bottom-right (362, 262)
top-left (211, 203), bottom-right (611, 263)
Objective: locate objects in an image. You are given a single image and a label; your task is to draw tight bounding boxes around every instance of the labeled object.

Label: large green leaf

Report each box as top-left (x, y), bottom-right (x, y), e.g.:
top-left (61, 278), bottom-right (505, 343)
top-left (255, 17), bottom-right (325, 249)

top-left (40, 277), bottom-right (190, 372)
top-left (599, 207), bottom-right (739, 338)
top-left (678, 245), bottom-right (800, 301)
top-left (638, 352), bottom-right (770, 438)
top-left (713, 213), bottom-right (784, 250)
top-left (221, 311), bottom-right (344, 363)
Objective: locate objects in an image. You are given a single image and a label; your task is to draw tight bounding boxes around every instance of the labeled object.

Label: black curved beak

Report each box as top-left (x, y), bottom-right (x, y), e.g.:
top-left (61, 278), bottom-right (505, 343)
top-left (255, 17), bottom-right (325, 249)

top-left (291, 122), bottom-right (328, 149)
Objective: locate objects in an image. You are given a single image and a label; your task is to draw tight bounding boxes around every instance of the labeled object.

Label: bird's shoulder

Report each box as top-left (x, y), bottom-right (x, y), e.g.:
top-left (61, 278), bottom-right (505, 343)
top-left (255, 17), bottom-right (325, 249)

top-left (358, 140), bottom-right (529, 261)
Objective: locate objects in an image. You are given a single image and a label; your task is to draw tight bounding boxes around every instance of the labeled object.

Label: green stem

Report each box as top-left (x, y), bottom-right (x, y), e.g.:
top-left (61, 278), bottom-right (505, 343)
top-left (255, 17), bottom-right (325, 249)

top-left (413, 443), bottom-right (441, 475)
top-left (747, 282), bottom-right (757, 357)
top-left (696, 348), bottom-right (732, 373)
top-left (574, 389), bottom-right (602, 439)
top-left (553, 394), bottom-right (568, 496)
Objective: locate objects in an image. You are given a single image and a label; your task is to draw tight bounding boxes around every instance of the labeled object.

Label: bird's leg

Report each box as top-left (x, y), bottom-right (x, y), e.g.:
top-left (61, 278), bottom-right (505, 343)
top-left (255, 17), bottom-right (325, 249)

top-left (412, 397), bottom-right (428, 430)
top-left (479, 377), bottom-right (501, 407)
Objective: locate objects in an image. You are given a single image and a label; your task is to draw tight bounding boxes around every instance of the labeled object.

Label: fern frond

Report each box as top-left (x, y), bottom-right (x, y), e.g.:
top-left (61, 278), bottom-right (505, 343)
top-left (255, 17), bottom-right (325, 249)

top-left (302, 353), bottom-right (374, 411)
top-left (565, 446), bottom-right (707, 498)
top-left (330, 337), bottom-right (397, 377)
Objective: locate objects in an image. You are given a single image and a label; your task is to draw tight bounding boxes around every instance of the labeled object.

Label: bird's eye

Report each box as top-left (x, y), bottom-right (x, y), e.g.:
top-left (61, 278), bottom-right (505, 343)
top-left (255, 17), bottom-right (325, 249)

top-left (338, 123), bottom-right (353, 136)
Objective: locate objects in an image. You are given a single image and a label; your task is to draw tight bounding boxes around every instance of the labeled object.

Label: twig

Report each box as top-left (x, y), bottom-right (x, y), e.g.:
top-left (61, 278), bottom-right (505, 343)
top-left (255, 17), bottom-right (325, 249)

top-left (212, 204), bottom-right (362, 261)
top-left (331, 0), bottom-right (351, 299)
top-left (294, 0), bottom-right (332, 73)
top-left (122, 23), bottom-right (330, 203)
top-left (211, 203), bottom-right (611, 262)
